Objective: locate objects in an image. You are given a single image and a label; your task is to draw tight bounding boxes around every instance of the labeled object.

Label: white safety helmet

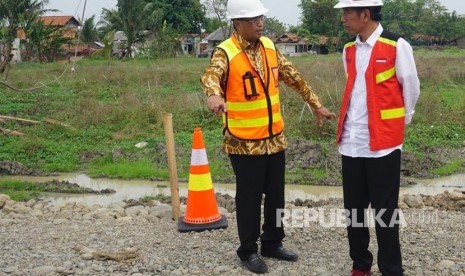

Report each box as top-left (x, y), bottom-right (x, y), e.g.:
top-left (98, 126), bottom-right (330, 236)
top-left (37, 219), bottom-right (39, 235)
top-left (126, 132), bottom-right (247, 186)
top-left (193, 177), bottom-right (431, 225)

top-left (227, 0), bottom-right (269, 20)
top-left (334, 0), bottom-right (383, 8)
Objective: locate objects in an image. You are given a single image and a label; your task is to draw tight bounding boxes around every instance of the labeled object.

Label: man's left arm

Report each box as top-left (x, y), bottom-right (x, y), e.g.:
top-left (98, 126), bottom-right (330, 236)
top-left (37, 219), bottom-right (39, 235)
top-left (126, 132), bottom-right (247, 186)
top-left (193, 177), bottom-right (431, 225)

top-left (396, 38), bottom-right (420, 125)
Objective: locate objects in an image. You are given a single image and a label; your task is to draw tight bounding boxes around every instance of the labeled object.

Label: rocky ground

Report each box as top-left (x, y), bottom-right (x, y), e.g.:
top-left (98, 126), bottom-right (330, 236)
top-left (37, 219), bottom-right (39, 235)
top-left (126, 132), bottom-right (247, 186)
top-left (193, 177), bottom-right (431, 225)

top-left (1, 191), bottom-right (465, 276)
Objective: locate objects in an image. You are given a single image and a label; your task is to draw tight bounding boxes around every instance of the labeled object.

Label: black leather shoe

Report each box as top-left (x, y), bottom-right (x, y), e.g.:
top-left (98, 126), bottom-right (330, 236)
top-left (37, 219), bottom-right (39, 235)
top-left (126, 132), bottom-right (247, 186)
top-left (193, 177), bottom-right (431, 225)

top-left (261, 246), bottom-right (298, 261)
top-left (241, 253), bottom-right (268, 274)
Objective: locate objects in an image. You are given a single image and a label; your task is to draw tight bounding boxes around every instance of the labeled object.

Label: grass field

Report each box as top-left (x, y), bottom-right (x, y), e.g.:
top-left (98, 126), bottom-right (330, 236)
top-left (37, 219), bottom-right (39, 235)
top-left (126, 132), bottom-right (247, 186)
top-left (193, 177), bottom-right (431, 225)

top-left (1, 48), bottom-right (464, 181)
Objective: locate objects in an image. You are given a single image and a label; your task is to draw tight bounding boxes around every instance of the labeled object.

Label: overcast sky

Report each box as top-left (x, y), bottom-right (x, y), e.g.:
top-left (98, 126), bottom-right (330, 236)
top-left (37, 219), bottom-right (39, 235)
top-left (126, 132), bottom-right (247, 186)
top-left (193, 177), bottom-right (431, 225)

top-left (45, 0), bottom-right (465, 26)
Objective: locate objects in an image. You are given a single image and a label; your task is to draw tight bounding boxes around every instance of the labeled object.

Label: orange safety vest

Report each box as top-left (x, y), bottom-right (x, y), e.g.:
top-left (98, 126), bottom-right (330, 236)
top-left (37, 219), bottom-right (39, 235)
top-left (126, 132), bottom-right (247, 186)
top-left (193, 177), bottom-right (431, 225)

top-left (336, 31), bottom-right (405, 151)
top-left (216, 35), bottom-right (283, 140)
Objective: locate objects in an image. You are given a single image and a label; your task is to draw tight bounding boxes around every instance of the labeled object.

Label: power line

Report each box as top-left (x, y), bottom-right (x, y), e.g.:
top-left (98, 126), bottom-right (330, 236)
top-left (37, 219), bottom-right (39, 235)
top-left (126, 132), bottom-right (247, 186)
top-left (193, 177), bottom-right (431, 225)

top-left (71, 0), bottom-right (87, 72)
top-left (73, 0), bottom-right (83, 19)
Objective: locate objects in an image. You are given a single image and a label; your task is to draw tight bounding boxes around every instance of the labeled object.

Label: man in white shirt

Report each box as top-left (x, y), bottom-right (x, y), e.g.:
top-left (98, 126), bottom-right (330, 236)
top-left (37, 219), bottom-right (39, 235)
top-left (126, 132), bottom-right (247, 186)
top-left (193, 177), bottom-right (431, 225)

top-left (334, 1), bottom-right (420, 275)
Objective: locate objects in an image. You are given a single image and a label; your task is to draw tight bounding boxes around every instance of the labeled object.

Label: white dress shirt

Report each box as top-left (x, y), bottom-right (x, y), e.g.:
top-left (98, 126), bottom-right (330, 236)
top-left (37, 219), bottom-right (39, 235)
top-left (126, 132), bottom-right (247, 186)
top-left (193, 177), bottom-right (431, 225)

top-left (339, 24), bottom-right (420, 158)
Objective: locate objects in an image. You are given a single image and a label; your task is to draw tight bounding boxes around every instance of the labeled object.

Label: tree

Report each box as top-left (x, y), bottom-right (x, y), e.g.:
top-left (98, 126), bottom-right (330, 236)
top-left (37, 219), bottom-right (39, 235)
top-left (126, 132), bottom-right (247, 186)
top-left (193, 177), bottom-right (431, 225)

top-left (116, 0), bottom-right (152, 58)
top-left (97, 0), bottom-right (208, 59)
top-left (203, 17), bottom-right (224, 33)
top-left (80, 16), bottom-right (97, 57)
top-left (382, 0), bottom-right (461, 44)
top-left (264, 17), bottom-right (287, 37)
top-left (0, 0), bottom-right (49, 73)
top-left (92, 30), bottom-right (115, 60)
top-left (20, 12), bottom-right (70, 62)
top-left (382, 0), bottom-right (420, 38)
top-left (147, 21), bottom-right (179, 59)
top-left (153, 0), bottom-right (206, 33)
top-left (300, 0), bottom-right (340, 36)
top-left (299, 0), bottom-right (343, 50)
top-left (97, 8), bottom-right (123, 39)
top-left (202, 0), bottom-right (228, 39)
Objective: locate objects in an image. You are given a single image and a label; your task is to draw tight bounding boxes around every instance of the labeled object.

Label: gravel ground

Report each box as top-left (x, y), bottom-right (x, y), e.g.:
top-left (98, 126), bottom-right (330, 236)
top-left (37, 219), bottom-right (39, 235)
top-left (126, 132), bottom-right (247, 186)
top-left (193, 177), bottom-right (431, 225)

top-left (1, 197), bottom-right (464, 276)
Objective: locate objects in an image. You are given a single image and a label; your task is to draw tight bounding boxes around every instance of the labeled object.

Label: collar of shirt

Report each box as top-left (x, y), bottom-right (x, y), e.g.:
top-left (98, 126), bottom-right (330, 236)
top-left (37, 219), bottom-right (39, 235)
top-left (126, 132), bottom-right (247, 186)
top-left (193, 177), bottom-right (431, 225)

top-left (233, 32), bottom-right (259, 51)
top-left (356, 23), bottom-right (384, 47)
top-left (232, 32), bottom-right (265, 82)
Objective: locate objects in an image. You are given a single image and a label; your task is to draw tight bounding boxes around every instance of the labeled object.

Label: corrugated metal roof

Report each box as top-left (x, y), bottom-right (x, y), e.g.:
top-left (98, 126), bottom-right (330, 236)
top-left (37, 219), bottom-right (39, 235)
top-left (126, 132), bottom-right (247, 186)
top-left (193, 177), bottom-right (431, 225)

top-left (114, 31), bottom-right (127, 41)
top-left (275, 33), bottom-right (301, 43)
top-left (205, 27), bottom-right (230, 41)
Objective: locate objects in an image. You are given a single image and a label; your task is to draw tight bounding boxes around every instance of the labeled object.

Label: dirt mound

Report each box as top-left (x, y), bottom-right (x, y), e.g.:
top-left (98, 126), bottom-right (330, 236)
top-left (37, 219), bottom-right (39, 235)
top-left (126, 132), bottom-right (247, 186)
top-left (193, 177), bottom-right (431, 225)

top-left (36, 179), bottom-right (116, 194)
top-left (0, 160), bottom-right (47, 176)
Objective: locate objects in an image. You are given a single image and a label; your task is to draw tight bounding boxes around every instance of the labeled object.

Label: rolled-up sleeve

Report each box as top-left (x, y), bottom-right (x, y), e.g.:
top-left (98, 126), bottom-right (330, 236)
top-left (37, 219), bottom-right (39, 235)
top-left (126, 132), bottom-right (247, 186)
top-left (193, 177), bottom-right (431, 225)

top-left (277, 50), bottom-right (322, 110)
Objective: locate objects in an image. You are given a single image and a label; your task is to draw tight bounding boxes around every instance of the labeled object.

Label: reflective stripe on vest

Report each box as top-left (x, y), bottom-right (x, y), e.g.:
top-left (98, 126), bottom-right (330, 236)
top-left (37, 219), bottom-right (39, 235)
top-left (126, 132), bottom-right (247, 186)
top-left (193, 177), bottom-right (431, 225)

top-left (217, 35), bottom-right (283, 140)
top-left (381, 107), bottom-right (405, 120)
top-left (376, 67), bottom-right (395, 84)
top-left (336, 31), bottom-right (406, 151)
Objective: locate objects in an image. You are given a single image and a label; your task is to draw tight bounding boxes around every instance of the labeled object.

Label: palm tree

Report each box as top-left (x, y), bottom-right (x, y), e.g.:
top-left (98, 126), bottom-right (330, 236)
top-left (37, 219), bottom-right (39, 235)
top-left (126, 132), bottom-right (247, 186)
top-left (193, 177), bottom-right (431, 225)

top-left (97, 8), bottom-right (123, 39)
top-left (0, 0), bottom-right (50, 72)
top-left (97, 0), bottom-right (162, 58)
top-left (80, 16), bottom-right (97, 57)
top-left (20, 12), bottom-right (71, 62)
top-left (116, 0), bottom-right (153, 58)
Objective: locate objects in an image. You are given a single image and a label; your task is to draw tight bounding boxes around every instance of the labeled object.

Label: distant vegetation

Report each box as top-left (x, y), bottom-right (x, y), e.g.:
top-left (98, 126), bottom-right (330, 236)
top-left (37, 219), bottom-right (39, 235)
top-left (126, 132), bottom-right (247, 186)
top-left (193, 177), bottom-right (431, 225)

top-left (1, 0), bottom-right (464, 70)
top-left (298, 0), bottom-right (465, 50)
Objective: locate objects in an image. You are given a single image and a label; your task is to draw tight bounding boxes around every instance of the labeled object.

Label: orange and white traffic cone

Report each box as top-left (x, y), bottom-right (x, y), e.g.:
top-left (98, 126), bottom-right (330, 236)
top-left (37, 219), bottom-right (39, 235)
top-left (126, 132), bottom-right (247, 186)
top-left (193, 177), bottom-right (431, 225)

top-left (178, 128), bottom-right (228, 232)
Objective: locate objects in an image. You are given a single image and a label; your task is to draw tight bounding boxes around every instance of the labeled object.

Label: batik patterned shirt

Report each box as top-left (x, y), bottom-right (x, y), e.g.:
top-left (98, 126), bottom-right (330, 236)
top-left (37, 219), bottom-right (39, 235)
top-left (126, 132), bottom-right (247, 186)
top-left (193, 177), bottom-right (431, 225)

top-left (200, 32), bottom-right (322, 155)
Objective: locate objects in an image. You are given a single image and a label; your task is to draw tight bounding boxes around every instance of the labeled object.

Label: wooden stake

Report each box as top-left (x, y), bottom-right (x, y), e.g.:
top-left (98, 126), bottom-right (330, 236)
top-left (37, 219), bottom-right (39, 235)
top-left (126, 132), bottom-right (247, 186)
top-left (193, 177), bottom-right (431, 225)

top-left (163, 113), bottom-right (181, 220)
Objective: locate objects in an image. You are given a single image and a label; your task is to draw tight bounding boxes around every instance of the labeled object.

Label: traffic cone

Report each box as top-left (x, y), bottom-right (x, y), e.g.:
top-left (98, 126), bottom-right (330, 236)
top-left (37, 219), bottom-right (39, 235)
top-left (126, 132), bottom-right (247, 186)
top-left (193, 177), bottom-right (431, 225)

top-left (178, 128), bottom-right (228, 232)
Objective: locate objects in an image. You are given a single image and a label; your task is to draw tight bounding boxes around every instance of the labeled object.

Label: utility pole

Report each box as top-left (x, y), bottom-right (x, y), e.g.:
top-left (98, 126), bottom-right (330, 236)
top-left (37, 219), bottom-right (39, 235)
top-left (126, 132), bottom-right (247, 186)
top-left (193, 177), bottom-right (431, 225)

top-left (81, 0), bottom-right (87, 23)
top-left (71, 0), bottom-right (88, 72)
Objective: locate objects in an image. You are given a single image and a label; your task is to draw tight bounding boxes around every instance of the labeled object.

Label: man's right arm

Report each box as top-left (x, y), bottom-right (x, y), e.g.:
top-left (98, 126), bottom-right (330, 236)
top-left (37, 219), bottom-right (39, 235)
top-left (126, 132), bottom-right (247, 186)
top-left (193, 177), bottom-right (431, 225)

top-left (200, 49), bottom-right (228, 116)
top-left (200, 49), bottom-right (228, 97)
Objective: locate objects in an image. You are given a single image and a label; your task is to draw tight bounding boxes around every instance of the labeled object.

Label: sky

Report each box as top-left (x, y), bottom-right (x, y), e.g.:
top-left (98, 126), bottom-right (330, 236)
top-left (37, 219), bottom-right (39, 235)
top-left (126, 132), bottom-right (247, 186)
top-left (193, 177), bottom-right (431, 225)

top-left (45, 0), bottom-right (465, 26)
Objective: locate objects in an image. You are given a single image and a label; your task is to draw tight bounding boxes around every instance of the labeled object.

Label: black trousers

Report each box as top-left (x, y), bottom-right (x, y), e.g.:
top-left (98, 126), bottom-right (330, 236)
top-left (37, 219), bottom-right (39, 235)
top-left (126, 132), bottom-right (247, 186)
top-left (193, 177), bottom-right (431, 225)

top-left (230, 151), bottom-right (286, 260)
top-left (342, 149), bottom-right (403, 276)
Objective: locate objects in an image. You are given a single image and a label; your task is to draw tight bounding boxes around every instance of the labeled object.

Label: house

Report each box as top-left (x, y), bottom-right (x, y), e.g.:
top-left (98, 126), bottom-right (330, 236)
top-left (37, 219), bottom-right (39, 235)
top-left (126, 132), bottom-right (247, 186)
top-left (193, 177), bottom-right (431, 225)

top-left (450, 36), bottom-right (465, 48)
top-left (180, 34), bottom-right (197, 55)
top-left (0, 38), bottom-right (22, 63)
top-left (41, 16), bottom-right (83, 59)
top-left (113, 31), bottom-right (128, 56)
top-left (5, 15), bottom-right (81, 62)
top-left (66, 42), bottom-right (102, 58)
top-left (11, 38), bottom-right (22, 63)
top-left (40, 16), bottom-right (81, 39)
top-left (274, 33), bottom-right (314, 56)
top-left (410, 34), bottom-right (445, 46)
top-left (179, 33), bottom-right (209, 56)
top-left (112, 31), bottom-right (149, 58)
top-left (310, 36), bottom-right (339, 54)
top-left (204, 27), bottom-right (231, 50)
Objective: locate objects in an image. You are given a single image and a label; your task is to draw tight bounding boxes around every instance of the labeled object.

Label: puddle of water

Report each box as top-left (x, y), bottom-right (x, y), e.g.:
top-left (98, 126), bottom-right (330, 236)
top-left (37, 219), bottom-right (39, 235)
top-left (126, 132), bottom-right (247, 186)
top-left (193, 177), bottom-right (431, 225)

top-left (402, 173), bottom-right (465, 196)
top-left (1, 173), bottom-right (464, 206)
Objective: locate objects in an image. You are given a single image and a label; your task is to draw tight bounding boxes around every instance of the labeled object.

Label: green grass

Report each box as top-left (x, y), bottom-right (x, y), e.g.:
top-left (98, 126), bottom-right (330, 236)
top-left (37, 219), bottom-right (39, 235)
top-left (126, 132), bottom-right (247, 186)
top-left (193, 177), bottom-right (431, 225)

top-left (308, 168), bottom-right (328, 180)
top-left (404, 123), bottom-right (465, 149)
top-left (0, 180), bottom-right (42, 191)
top-left (432, 160), bottom-right (464, 176)
top-left (0, 190), bottom-right (40, 202)
top-left (0, 180), bottom-right (43, 202)
top-left (87, 158), bottom-right (166, 179)
top-left (139, 194), bottom-right (172, 204)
